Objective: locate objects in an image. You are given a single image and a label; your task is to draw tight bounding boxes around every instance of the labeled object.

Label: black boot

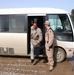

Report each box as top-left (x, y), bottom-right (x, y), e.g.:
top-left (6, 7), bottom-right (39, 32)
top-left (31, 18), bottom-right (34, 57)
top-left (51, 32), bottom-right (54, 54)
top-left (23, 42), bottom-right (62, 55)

top-left (31, 59), bottom-right (34, 63)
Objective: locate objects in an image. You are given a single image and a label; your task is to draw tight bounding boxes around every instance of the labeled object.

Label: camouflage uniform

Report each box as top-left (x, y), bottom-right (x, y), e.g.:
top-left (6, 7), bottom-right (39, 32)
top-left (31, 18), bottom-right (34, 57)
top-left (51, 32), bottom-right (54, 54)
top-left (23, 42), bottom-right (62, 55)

top-left (45, 27), bottom-right (54, 66)
top-left (30, 26), bottom-right (42, 60)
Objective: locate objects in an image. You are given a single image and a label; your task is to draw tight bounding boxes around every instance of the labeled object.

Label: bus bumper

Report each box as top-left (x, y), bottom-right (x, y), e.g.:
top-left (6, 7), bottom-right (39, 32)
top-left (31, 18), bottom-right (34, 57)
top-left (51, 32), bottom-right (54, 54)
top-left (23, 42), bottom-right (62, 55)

top-left (66, 48), bottom-right (74, 58)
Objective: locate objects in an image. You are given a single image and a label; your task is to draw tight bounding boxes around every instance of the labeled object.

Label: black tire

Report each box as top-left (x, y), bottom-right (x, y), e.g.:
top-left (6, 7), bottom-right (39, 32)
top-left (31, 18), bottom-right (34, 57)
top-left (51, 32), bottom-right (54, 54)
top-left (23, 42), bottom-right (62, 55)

top-left (54, 47), bottom-right (66, 63)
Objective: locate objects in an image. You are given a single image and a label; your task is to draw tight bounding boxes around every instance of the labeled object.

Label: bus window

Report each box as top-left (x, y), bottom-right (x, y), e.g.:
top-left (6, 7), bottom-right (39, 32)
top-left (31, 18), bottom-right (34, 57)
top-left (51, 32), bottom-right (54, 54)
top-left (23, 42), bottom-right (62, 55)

top-left (0, 16), bottom-right (9, 32)
top-left (0, 15), bottom-right (27, 33)
top-left (47, 14), bottom-right (73, 42)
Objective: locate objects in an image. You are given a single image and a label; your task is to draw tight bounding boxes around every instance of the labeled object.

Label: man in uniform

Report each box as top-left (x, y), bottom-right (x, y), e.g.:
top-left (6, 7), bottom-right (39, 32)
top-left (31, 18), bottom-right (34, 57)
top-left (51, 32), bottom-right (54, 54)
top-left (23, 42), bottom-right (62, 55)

top-left (30, 22), bottom-right (42, 63)
top-left (44, 21), bottom-right (54, 71)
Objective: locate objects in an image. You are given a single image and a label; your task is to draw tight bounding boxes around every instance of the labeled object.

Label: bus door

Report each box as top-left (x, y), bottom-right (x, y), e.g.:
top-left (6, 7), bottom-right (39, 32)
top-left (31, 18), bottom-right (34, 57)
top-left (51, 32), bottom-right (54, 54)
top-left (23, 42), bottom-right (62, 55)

top-left (28, 15), bottom-right (46, 55)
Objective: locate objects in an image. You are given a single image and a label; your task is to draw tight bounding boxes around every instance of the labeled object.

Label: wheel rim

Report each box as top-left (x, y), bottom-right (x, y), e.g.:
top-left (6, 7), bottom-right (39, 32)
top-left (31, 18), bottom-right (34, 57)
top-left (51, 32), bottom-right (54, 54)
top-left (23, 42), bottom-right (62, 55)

top-left (57, 50), bottom-right (62, 60)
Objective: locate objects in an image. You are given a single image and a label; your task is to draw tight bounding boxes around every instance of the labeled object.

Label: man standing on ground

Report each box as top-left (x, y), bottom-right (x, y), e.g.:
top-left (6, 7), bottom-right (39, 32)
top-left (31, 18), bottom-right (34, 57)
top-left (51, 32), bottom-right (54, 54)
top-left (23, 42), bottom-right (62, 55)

top-left (30, 22), bottom-right (42, 63)
top-left (44, 21), bottom-right (54, 71)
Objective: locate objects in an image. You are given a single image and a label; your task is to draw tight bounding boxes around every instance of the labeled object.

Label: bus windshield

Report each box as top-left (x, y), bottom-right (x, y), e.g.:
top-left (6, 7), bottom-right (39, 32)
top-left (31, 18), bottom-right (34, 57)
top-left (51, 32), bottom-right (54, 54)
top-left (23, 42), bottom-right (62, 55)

top-left (47, 14), bottom-right (73, 42)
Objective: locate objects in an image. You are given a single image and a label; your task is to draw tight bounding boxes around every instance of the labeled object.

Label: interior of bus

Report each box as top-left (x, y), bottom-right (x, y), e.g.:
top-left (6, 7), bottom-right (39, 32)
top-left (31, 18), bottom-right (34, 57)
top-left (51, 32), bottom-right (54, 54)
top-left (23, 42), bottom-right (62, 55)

top-left (28, 16), bottom-right (45, 55)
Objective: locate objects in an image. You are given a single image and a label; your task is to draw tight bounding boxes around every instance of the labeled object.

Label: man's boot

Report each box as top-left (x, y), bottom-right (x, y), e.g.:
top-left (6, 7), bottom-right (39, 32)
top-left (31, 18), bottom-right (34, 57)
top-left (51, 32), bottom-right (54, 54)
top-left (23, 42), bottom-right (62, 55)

top-left (49, 65), bottom-right (53, 71)
top-left (31, 59), bottom-right (34, 63)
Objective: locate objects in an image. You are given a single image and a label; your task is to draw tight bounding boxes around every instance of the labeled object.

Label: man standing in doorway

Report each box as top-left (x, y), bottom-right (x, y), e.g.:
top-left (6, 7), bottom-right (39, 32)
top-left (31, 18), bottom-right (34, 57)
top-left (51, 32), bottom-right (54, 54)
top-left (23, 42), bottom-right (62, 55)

top-left (44, 21), bottom-right (54, 71)
top-left (30, 22), bottom-right (42, 63)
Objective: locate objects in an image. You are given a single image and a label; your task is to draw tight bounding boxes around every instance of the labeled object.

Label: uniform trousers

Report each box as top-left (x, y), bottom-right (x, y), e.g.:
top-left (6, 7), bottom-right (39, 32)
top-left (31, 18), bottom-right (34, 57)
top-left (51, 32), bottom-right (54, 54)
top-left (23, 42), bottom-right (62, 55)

top-left (46, 48), bottom-right (54, 66)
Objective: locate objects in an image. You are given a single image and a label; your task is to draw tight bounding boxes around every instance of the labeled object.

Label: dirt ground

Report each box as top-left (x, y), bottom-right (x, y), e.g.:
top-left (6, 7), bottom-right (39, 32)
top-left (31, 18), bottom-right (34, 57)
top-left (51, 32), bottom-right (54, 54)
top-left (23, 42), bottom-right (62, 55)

top-left (0, 56), bottom-right (74, 75)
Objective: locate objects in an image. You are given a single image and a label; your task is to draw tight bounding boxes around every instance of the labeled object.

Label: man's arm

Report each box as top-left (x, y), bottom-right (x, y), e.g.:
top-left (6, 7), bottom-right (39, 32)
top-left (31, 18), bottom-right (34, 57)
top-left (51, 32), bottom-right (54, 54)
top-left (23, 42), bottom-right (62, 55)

top-left (38, 29), bottom-right (42, 43)
top-left (48, 29), bottom-right (54, 47)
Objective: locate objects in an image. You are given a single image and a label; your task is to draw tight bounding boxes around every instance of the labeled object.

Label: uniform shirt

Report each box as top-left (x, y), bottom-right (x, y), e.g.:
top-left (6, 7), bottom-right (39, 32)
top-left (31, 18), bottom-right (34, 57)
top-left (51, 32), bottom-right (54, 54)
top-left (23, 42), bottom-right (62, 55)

top-left (31, 26), bottom-right (42, 46)
top-left (45, 27), bottom-right (54, 49)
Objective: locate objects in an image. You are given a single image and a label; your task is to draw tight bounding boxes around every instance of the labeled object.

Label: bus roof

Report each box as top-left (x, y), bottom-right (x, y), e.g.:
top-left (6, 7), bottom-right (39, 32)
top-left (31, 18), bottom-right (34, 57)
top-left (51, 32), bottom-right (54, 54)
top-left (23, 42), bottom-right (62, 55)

top-left (0, 8), bottom-right (68, 15)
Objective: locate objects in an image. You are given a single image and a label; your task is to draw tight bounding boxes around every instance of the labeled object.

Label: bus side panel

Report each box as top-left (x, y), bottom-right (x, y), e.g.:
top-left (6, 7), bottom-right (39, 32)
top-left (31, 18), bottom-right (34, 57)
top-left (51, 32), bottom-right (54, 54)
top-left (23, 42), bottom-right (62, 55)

top-left (0, 33), bottom-right (27, 56)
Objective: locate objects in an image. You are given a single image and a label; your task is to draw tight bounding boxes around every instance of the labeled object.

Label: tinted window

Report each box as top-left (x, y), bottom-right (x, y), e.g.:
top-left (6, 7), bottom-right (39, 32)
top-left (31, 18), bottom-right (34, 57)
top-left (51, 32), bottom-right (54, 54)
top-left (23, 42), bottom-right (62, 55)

top-left (0, 16), bottom-right (9, 32)
top-left (47, 14), bottom-right (73, 42)
top-left (0, 15), bottom-right (27, 33)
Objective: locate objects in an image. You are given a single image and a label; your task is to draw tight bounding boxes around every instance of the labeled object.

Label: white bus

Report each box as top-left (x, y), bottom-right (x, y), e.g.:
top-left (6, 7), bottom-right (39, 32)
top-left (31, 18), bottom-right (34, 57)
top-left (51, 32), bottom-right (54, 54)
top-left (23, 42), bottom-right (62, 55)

top-left (0, 8), bottom-right (73, 62)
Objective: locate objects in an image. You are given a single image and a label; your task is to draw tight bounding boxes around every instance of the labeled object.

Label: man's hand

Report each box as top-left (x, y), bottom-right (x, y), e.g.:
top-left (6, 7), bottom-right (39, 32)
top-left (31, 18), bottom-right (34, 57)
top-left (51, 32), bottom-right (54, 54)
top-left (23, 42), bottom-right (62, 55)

top-left (37, 41), bottom-right (40, 44)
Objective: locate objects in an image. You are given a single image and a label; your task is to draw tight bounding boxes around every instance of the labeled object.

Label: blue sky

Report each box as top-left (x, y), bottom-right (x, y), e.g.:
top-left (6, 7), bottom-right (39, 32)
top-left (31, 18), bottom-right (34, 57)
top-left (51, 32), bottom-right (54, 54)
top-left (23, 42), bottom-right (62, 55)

top-left (0, 0), bottom-right (74, 12)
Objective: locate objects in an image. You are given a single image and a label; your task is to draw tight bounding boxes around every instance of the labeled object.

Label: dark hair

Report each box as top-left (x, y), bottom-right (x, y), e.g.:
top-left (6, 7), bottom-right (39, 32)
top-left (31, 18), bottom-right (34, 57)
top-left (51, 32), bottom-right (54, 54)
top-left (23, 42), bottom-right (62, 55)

top-left (33, 22), bottom-right (37, 25)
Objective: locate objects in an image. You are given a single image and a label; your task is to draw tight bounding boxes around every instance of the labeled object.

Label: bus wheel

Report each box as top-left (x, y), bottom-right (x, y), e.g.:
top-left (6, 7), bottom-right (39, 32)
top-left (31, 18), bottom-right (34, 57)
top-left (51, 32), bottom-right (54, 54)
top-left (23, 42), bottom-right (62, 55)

top-left (54, 47), bottom-right (66, 63)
